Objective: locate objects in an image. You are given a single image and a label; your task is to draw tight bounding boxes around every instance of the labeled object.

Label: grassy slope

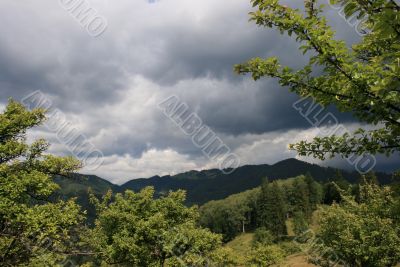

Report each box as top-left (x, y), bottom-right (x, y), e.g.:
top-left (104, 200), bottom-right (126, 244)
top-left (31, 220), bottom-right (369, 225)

top-left (225, 232), bottom-right (317, 267)
top-left (225, 233), bottom-right (254, 266)
top-left (225, 214), bottom-right (320, 267)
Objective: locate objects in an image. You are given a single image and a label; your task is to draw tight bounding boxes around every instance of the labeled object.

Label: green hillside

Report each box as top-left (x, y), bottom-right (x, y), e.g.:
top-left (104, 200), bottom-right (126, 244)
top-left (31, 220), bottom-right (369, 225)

top-left (53, 174), bottom-right (120, 223)
top-left (121, 158), bottom-right (392, 205)
top-left (53, 159), bottom-right (392, 212)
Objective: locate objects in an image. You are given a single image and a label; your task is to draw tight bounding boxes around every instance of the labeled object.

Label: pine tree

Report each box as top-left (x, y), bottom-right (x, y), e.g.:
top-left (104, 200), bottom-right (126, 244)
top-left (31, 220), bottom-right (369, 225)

top-left (323, 171), bottom-right (350, 204)
top-left (291, 178), bottom-right (311, 218)
top-left (257, 180), bottom-right (287, 237)
top-left (304, 173), bottom-right (322, 210)
top-left (292, 211), bottom-right (309, 236)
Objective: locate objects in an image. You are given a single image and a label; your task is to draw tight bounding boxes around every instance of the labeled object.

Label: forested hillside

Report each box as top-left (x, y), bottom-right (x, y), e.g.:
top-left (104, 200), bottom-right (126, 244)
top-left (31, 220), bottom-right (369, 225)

top-left (53, 159), bottom-right (392, 217)
top-left (73, 158), bottom-right (391, 205)
top-left (198, 175), bottom-right (322, 242)
top-left (198, 173), bottom-right (400, 266)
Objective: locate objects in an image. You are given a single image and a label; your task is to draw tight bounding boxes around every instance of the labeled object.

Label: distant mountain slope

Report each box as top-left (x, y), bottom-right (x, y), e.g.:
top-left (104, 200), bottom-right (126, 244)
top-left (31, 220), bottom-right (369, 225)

top-left (54, 174), bottom-right (120, 222)
top-left (54, 159), bottom-right (392, 209)
top-left (120, 158), bottom-right (392, 205)
top-left (55, 173), bottom-right (119, 196)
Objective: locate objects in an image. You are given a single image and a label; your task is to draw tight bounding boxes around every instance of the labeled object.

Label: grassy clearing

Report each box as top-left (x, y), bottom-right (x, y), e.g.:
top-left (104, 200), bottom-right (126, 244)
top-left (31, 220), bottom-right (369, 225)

top-left (225, 232), bottom-right (318, 266)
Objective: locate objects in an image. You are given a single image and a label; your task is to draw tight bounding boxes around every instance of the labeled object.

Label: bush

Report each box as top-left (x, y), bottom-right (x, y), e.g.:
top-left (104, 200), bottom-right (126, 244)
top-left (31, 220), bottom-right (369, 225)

top-left (292, 211), bottom-right (309, 236)
top-left (319, 183), bottom-right (400, 266)
top-left (252, 227), bottom-right (275, 246)
top-left (209, 247), bottom-right (240, 266)
top-left (279, 241), bottom-right (301, 255)
top-left (248, 245), bottom-right (286, 266)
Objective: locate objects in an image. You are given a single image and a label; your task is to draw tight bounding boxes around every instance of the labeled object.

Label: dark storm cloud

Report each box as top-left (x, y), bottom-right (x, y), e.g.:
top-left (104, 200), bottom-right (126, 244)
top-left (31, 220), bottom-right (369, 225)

top-left (0, 0), bottom-right (390, 182)
top-left (0, 0), bottom-right (320, 130)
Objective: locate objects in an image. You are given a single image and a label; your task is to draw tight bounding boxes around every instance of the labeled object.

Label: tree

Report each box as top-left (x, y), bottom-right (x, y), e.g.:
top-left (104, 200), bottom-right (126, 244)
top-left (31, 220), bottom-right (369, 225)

top-left (257, 180), bottom-right (287, 237)
top-left (318, 183), bottom-right (400, 266)
top-left (199, 188), bottom-right (260, 242)
top-left (292, 211), bottom-right (309, 236)
top-left (199, 200), bottom-right (241, 242)
top-left (291, 177), bottom-right (312, 218)
top-left (85, 187), bottom-right (221, 266)
top-left (390, 172), bottom-right (400, 196)
top-left (0, 100), bottom-right (83, 266)
top-left (235, 0), bottom-right (400, 160)
top-left (304, 173), bottom-right (322, 209)
top-left (323, 171), bottom-right (350, 204)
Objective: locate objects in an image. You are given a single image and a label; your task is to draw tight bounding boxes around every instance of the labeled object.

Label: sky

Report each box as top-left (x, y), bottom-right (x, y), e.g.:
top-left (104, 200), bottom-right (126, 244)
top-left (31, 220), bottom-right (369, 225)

top-left (0, 0), bottom-right (398, 184)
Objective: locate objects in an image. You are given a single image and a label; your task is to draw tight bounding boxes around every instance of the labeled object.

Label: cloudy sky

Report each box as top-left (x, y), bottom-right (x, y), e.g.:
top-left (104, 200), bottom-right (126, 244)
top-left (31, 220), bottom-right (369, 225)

top-left (0, 0), bottom-right (397, 184)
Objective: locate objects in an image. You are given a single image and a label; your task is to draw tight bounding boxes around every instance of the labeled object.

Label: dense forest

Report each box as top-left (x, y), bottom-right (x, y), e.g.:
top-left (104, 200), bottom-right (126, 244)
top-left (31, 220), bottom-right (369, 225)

top-left (199, 174), bottom-right (323, 242)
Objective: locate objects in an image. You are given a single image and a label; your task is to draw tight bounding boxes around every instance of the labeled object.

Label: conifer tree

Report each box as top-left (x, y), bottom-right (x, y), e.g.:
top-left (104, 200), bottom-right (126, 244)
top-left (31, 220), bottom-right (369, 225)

top-left (304, 173), bottom-right (322, 209)
top-left (257, 180), bottom-right (287, 237)
top-left (291, 178), bottom-right (311, 218)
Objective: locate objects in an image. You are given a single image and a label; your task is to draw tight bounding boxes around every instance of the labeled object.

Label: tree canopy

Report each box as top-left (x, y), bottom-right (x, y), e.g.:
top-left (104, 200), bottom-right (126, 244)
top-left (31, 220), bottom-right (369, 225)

top-left (235, 0), bottom-right (400, 160)
top-left (85, 187), bottom-right (221, 266)
top-left (318, 182), bottom-right (400, 266)
top-left (0, 100), bottom-right (82, 266)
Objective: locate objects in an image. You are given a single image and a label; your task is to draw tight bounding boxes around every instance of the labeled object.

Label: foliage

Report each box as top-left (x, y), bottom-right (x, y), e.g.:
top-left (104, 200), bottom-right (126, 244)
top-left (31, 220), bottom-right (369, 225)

top-left (318, 182), bottom-right (400, 266)
top-left (199, 175), bottom-right (322, 241)
top-left (283, 175), bottom-right (323, 219)
top-left (390, 172), bottom-right (400, 196)
top-left (258, 180), bottom-right (288, 237)
top-left (85, 187), bottom-right (222, 266)
top-left (305, 173), bottom-right (323, 210)
top-left (0, 100), bottom-right (83, 266)
top-left (208, 247), bottom-right (240, 266)
top-left (122, 158), bottom-right (388, 205)
top-left (224, 233), bottom-right (254, 265)
top-left (199, 188), bottom-right (259, 241)
top-left (279, 241), bottom-right (301, 255)
top-left (286, 177), bottom-right (311, 217)
top-left (235, 0), bottom-right (400, 159)
top-left (292, 211), bottom-right (309, 236)
top-left (53, 174), bottom-right (119, 225)
top-left (248, 244), bottom-right (286, 266)
top-left (323, 171), bottom-right (351, 204)
top-left (252, 227), bottom-right (275, 246)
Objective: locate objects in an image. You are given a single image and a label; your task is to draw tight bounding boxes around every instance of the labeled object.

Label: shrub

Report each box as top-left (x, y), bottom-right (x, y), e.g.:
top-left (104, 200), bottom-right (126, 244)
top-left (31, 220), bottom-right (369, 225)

top-left (279, 241), bottom-right (301, 255)
top-left (252, 227), bottom-right (275, 246)
top-left (248, 245), bottom-right (286, 266)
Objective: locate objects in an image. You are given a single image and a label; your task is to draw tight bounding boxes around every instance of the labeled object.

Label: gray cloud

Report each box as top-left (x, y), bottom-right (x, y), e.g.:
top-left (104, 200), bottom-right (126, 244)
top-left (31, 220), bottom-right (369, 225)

top-left (0, 0), bottom-right (395, 182)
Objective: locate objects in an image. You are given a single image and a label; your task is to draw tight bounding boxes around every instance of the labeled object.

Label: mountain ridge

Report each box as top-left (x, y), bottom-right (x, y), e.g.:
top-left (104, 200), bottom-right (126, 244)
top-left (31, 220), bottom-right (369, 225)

top-left (63, 158), bottom-right (392, 207)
